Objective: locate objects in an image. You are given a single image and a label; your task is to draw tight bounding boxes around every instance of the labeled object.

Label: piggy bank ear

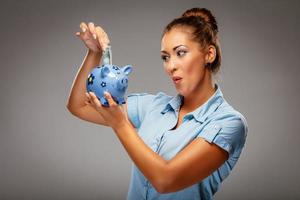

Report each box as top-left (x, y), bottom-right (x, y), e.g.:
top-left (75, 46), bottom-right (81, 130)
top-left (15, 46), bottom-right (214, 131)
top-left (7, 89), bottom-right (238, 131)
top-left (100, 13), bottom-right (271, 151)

top-left (101, 65), bottom-right (110, 78)
top-left (123, 65), bottom-right (132, 75)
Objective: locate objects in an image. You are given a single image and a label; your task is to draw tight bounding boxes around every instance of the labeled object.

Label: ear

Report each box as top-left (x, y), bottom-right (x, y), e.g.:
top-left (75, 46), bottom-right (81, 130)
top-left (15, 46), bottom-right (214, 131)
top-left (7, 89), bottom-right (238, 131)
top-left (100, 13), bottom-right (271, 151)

top-left (205, 45), bottom-right (217, 64)
top-left (123, 65), bottom-right (133, 75)
top-left (101, 65), bottom-right (110, 78)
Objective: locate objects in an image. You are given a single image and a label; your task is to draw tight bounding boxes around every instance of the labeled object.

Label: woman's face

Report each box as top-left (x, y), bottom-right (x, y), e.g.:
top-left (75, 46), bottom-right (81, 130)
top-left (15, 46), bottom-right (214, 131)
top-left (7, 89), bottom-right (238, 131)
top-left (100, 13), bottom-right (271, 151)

top-left (161, 27), bottom-right (210, 97)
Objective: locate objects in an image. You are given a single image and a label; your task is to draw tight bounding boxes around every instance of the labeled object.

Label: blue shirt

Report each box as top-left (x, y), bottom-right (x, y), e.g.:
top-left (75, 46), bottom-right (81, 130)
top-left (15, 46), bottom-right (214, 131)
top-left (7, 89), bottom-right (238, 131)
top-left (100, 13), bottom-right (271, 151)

top-left (126, 84), bottom-right (248, 200)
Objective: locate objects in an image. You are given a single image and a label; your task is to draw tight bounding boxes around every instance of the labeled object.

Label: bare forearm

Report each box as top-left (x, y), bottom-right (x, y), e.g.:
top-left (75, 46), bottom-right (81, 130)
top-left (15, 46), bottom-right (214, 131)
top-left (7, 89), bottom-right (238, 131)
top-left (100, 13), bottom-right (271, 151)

top-left (67, 50), bottom-right (102, 110)
top-left (113, 123), bottom-right (168, 192)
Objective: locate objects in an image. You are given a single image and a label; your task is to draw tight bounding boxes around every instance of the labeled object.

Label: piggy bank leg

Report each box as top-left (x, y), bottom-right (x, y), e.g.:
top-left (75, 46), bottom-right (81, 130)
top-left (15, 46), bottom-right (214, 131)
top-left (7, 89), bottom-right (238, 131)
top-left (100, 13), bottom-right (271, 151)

top-left (99, 96), bottom-right (109, 107)
top-left (117, 97), bottom-right (126, 105)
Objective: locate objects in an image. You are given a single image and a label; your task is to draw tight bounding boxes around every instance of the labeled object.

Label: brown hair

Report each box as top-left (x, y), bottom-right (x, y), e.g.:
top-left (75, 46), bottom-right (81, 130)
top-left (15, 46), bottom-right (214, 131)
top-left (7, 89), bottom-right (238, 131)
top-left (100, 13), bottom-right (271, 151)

top-left (162, 8), bottom-right (222, 74)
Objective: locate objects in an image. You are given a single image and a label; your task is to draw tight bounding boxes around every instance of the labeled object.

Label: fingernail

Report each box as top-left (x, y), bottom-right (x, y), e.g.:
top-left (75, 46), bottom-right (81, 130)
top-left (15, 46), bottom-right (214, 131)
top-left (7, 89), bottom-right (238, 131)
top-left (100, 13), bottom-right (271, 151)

top-left (93, 33), bottom-right (97, 39)
top-left (83, 28), bottom-right (86, 32)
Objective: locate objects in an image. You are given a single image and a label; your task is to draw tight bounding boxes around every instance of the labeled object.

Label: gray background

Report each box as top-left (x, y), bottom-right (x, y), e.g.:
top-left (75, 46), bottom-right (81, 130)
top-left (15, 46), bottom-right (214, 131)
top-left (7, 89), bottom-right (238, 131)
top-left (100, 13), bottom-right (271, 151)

top-left (1, 0), bottom-right (299, 199)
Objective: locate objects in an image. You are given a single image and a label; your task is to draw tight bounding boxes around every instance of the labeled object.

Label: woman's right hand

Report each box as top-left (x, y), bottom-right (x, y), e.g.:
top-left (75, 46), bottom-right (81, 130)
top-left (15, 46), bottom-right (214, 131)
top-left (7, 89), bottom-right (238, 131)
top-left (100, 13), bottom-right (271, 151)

top-left (75, 22), bottom-right (110, 54)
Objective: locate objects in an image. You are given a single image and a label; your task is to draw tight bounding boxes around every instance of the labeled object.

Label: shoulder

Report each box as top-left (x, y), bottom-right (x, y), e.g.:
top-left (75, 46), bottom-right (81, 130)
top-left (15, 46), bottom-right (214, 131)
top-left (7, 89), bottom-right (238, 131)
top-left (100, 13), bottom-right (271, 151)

top-left (202, 98), bottom-right (248, 149)
top-left (200, 99), bottom-right (248, 158)
top-left (212, 99), bottom-right (248, 133)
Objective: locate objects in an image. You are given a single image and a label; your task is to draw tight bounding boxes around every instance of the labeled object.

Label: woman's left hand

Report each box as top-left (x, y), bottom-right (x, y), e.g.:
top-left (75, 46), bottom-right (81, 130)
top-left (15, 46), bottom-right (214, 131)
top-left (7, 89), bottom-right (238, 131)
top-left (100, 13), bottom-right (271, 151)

top-left (87, 91), bottom-right (129, 130)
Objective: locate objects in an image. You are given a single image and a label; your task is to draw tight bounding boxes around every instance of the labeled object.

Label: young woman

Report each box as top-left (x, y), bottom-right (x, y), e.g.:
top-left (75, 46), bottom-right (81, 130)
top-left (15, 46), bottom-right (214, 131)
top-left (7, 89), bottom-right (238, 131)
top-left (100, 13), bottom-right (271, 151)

top-left (67, 7), bottom-right (248, 200)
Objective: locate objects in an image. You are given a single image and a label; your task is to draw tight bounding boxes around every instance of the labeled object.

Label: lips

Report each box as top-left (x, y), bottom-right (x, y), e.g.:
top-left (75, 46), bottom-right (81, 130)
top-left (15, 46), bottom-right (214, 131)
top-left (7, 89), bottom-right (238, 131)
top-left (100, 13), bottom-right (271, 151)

top-left (172, 76), bottom-right (182, 84)
top-left (172, 76), bottom-right (182, 81)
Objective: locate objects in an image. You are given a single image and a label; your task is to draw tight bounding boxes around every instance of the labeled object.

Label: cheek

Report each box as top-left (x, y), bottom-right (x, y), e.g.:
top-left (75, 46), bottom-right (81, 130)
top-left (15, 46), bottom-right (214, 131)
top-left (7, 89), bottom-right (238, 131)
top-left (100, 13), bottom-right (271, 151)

top-left (184, 57), bottom-right (205, 79)
top-left (185, 58), bottom-right (201, 75)
top-left (163, 63), bottom-right (169, 74)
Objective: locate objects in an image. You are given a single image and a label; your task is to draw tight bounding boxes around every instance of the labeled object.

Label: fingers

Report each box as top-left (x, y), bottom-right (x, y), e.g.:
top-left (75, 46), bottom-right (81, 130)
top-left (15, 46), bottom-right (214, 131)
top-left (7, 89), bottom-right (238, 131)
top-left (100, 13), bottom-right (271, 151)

top-left (87, 91), bottom-right (117, 109)
top-left (88, 92), bottom-right (102, 110)
top-left (80, 22), bottom-right (88, 33)
top-left (77, 22), bottom-right (96, 38)
top-left (76, 22), bottom-right (88, 38)
top-left (75, 32), bottom-right (81, 36)
top-left (76, 21), bottom-right (110, 52)
top-left (85, 92), bottom-right (92, 105)
top-left (101, 29), bottom-right (110, 45)
top-left (95, 26), bottom-right (110, 50)
top-left (95, 26), bottom-right (105, 49)
top-left (85, 92), bottom-right (100, 108)
top-left (103, 91), bottom-right (117, 106)
top-left (88, 22), bottom-right (97, 39)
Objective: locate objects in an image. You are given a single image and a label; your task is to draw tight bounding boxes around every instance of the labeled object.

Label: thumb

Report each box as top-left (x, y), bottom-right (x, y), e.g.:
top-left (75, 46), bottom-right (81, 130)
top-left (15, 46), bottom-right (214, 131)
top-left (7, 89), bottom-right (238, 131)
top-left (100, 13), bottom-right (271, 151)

top-left (75, 32), bottom-right (81, 37)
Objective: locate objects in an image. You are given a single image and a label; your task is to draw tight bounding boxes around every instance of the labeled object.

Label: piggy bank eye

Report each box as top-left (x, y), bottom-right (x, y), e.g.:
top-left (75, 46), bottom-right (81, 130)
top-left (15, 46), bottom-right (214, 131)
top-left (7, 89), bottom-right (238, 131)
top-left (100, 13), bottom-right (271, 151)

top-left (112, 66), bottom-right (120, 70)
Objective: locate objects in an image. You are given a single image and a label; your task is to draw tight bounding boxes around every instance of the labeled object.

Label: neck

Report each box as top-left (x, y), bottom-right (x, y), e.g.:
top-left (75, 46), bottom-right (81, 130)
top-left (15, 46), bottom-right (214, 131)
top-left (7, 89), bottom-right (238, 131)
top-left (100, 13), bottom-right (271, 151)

top-left (181, 73), bottom-right (216, 113)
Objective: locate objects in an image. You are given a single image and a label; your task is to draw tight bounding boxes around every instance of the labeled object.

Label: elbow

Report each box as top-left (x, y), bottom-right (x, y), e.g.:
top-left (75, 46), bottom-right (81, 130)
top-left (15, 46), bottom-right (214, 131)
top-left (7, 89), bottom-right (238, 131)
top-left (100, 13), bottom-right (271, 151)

top-left (152, 180), bottom-right (166, 194)
top-left (152, 171), bottom-right (174, 194)
top-left (66, 103), bottom-right (72, 112)
top-left (66, 103), bottom-right (76, 115)
top-left (156, 185), bottom-right (169, 194)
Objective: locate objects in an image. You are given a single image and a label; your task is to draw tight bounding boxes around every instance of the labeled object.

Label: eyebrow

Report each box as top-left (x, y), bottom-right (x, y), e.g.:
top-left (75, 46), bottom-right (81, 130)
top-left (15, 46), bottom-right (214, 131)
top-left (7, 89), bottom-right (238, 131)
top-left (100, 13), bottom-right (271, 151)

top-left (161, 45), bottom-right (186, 54)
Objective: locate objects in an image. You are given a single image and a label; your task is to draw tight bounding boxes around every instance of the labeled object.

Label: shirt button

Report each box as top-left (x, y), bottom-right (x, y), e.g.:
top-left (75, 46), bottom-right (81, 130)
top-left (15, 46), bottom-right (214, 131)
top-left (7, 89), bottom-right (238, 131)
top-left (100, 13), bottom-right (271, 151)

top-left (214, 125), bottom-right (220, 130)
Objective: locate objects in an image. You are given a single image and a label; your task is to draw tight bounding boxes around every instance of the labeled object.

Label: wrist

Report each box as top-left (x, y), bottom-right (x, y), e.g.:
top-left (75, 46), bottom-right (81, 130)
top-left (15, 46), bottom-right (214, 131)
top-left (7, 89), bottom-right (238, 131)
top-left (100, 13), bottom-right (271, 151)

top-left (113, 121), bottom-right (133, 133)
top-left (87, 49), bottom-right (103, 58)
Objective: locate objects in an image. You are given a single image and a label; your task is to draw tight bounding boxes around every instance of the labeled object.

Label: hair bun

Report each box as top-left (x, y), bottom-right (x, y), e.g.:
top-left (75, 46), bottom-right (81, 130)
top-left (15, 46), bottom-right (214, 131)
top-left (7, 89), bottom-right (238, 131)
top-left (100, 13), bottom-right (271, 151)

top-left (181, 8), bottom-right (218, 33)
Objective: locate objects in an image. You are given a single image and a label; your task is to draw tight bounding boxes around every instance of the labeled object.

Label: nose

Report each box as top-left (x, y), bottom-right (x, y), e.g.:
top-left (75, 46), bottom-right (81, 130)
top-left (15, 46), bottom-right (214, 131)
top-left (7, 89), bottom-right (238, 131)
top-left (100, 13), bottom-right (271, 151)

top-left (166, 58), bottom-right (178, 74)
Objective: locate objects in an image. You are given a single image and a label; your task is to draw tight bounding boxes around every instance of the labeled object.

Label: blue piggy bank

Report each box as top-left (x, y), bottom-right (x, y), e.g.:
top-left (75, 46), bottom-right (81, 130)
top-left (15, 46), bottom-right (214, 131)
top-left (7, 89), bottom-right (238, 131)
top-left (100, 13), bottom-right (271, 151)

top-left (86, 64), bottom-right (132, 107)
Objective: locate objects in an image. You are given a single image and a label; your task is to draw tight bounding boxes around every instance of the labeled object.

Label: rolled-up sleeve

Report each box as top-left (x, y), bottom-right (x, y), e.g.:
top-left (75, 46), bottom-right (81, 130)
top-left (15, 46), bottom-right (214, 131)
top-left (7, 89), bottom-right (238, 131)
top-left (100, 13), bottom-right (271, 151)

top-left (197, 114), bottom-right (248, 158)
top-left (126, 93), bottom-right (156, 129)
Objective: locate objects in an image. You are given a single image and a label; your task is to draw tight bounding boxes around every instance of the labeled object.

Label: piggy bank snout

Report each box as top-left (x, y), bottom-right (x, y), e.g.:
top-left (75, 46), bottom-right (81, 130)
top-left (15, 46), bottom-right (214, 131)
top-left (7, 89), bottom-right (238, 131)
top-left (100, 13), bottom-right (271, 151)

top-left (117, 77), bottom-right (128, 90)
top-left (121, 78), bottom-right (128, 85)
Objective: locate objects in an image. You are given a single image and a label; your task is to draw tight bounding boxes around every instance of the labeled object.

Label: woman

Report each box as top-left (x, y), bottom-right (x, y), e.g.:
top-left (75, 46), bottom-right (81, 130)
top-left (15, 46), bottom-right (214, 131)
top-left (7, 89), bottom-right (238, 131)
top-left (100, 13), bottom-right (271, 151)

top-left (67, 7), bottom-right (248, 200)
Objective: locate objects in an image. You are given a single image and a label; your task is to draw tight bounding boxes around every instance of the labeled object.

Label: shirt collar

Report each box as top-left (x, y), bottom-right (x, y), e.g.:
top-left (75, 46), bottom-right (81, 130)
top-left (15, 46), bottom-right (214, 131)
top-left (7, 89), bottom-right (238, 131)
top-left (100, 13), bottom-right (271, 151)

top-left (160, 84), bottom-right (224, 123)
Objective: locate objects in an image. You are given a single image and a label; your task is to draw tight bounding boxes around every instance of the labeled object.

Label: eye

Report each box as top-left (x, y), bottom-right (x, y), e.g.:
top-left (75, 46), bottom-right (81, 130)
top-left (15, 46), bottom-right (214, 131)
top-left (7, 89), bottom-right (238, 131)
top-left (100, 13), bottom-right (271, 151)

top-left (161, 55), bottom-right (169, 62)
top-left (177, 50), bottom-right (187, 57)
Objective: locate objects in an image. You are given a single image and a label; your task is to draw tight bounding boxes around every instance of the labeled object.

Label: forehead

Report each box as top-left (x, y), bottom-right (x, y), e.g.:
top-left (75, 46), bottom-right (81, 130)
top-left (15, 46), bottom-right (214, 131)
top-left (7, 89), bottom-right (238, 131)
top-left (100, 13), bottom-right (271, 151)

top-left (161, 27), bottom-right (198, 50)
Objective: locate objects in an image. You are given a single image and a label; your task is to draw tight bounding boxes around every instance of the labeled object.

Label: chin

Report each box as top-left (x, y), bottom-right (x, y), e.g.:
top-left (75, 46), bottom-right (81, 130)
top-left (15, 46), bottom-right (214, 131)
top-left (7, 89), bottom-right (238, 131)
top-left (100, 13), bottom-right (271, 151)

top-left (176, 87), bottom-right (193, 98)
top-left (176, 90), bottom-right (186, 97)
